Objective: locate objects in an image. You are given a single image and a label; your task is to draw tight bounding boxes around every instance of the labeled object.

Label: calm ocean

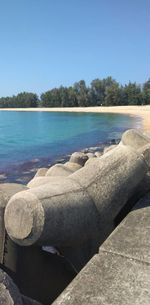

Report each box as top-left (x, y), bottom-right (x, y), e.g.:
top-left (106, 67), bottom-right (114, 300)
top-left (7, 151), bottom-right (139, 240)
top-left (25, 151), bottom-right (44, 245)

top-left (0, 111), bottom-right (141, 183)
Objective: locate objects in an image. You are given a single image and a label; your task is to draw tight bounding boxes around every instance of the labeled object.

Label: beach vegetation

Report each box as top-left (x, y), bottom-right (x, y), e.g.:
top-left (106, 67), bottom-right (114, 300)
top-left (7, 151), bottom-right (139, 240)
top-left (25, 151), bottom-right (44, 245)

top-left (143, 79), bottom-right (150, 105)
top-left (0, 92), bottom-right (38, 108)
top-left (0, 78), bottom-right (150, 108)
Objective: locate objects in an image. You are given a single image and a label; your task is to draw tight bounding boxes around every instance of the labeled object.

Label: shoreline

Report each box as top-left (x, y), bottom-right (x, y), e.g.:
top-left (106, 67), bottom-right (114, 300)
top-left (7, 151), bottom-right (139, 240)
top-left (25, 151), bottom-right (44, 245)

top-left (0, 140), bottom-right (115, 185)
top-left (0, 105), bottom-right (150, 130)
top-left (0, 105), bottom-right (149, 184)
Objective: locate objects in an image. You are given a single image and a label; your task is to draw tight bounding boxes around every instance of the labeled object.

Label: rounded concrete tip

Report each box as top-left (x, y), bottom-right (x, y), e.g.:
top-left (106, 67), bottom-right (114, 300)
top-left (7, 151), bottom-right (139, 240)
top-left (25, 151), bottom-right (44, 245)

top-left (4, 191), bottom-right (44, 246)
top-left (5, 199), bottom-right (34, 239)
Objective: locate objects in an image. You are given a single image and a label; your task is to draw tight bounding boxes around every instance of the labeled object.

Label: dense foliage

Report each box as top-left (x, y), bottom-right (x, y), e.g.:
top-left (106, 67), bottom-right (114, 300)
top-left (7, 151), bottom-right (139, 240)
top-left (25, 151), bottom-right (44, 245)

top-left (0, 77), bottom-right (150, 108)
top-left (0, 92), bottom-right (38, 108)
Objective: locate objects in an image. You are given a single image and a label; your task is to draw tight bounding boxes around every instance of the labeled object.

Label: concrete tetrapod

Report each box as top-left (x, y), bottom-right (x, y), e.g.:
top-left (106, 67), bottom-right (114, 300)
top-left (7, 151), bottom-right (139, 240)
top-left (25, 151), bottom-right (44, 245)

top-left (121, 128), bottom-right (150, 149)
top-left (64, 161), bottom-right (82, 171)
top-left (144, 130), bottom-right (150, 138)
top-left (4, 144), bottom-right (149, 248)
top-left (69, 152), bottom-right (88, 166)
top-left (27, 176), bottom-right (65, 188)
top-left (103, 144), bottom-right (117, 154)
top-left (0, 268), bottom-right (42, 305)
top-left (52, 192), bottom-right (150, 305)
top-left (0, 268), bottom-right (23, 305)
top-left (45, 164), bottom-right (74, 177)
top-left (34, 168), bottom-right (48, 177)
top-left (0, 183), bottom-right (28, 265)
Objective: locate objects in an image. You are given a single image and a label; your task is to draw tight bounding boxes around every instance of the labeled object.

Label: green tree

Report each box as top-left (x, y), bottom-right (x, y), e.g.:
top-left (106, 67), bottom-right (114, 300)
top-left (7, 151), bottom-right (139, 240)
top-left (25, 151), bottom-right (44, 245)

top-left (15, 92), bottom-right (38, 107)
top-left (143, 79), bottom-right (150, 105)
top-left (123, 82), bottom-right (142, 105)
top-left (41, 89), bottom-right (61, 107)
top-left (58, 86), bottom-right (69, 107)
top-left (0, 92), bottom-right (38, 108)
top-left (74, 80), bottom-right (89, 106)
top-left (67, 86), bottom-right (78, 107)
top-left (105, 83), bottom-right (122, 106)
top-left (0, 77), bottom-right (147, 108)
top-left (90, 79), bottom-right (105, 105)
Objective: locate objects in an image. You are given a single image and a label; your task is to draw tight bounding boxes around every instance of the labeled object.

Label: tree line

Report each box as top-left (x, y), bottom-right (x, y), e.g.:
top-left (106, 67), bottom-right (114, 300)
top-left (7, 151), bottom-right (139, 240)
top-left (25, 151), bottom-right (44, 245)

top-left (0, 77), bottom-right (150, 108)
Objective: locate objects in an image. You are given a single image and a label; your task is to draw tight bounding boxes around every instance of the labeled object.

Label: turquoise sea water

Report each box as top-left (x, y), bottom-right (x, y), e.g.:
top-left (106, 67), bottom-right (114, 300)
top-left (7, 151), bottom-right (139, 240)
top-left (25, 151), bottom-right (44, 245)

top-left (0, 111), bottom-right (141, 183)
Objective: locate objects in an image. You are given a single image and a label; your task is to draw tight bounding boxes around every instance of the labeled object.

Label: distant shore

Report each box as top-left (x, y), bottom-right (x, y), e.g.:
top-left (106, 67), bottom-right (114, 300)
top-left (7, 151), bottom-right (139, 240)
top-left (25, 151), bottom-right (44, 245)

top-left (0, 105), bottom-right (150, 130)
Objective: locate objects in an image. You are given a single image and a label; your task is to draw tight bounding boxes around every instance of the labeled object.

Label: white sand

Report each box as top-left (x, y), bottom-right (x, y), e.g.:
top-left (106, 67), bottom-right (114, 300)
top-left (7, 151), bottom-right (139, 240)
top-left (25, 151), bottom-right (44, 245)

top-left (1, 105), bottom-right (150, 131)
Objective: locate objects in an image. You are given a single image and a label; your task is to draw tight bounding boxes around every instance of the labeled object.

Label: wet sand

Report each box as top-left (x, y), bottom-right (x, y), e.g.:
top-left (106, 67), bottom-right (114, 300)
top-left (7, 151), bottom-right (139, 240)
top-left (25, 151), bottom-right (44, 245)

top-left (1, 105), bottom-right (150, 130)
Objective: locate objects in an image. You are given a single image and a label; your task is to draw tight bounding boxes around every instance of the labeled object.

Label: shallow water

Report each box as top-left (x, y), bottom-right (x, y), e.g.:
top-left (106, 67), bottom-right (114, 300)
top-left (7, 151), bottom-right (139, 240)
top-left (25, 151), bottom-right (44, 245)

top-left (0, 111), bottom-right (141, 183)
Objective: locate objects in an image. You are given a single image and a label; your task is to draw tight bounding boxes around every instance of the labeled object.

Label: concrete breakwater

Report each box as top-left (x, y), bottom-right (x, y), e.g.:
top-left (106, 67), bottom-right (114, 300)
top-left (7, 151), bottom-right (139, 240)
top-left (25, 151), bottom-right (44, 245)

top-left (0, 129), bottom-right (150, 304)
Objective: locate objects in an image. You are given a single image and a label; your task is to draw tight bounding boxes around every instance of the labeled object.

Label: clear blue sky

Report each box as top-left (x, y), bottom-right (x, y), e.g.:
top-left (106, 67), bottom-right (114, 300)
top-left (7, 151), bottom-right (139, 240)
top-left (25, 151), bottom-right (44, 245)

top-left (0, 0), bottom-right (150, 97)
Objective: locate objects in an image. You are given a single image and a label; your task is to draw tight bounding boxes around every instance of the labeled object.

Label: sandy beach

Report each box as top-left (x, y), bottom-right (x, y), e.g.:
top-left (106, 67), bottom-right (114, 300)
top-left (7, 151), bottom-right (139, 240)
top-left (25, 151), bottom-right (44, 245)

top-left (0, 105), bottom-right (150, 131)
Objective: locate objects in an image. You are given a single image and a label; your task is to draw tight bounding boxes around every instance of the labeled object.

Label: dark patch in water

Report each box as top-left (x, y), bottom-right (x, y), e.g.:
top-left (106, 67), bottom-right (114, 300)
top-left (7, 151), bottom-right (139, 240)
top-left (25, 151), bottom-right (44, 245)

top-left (0, 139), bottom-right (119, 185)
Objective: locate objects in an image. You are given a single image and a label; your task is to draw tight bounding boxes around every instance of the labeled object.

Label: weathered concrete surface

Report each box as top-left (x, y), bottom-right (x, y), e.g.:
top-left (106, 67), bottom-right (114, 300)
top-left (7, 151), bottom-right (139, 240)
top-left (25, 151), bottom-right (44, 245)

top-left (0, 184), bottom-right (28, 264)
top-left (121, 129), bottom-right (150, 149)
top-left (27, 176), bottom-right (65, 188)
top-left (46, 164), bottom-right (74, 177)
top-left (53, 193), bottom-right (150, 305)
top-left (5, 179), bottom-right (100, 247)
top-left (144, 130), bottom-right (150, 138)
top-left (0, 268), bottom-right (23, 305)
top-left (69, 152), bottom-right (88, 166)
top-left (5, 145), bottom-right (149, 249)
top-left (138, 143), bottom-right (150, 168)
top-left (94, 151), bottom-right (102, 157)
top-left (53, 252), bottom-right (150, 305)
top-left (84, 157), bottom-right (97, 166)
top-left (34, 168), bottom-right (48, 177)
top-left (70, 145), bottom-right (148, 215)
top-left (0, 183), bottom-right (27, 204)
top-left (101, 192), bottom-right (150, 263)
top-left (0, 184), bottom-right (28, 294)
top-left (103, 144), bottom-right (117, 154)
top-left (64, 162), bottom-right (82, 171)
top-left (114, 172), bottom-right (150, 226)
top-left (86, 152), bottom-right (95, 159)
